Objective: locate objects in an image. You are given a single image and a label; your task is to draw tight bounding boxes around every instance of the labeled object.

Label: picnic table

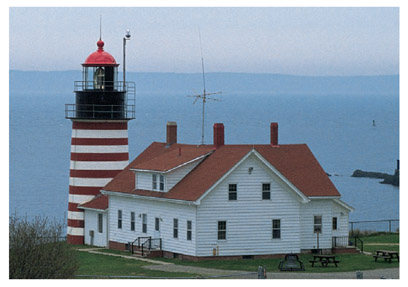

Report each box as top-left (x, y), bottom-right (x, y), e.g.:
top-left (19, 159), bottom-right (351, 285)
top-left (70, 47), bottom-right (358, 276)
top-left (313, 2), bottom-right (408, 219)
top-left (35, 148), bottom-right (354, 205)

top-left (309, 254), bottom-right (340, 267)
top-left (373, 250), bottom-right (399, 263)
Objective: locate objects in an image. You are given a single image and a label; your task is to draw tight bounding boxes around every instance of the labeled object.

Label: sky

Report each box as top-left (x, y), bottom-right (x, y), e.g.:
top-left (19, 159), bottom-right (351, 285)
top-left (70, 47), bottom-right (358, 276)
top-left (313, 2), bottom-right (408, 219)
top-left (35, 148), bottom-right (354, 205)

top-left (9, 6), bottom-right (399, 76)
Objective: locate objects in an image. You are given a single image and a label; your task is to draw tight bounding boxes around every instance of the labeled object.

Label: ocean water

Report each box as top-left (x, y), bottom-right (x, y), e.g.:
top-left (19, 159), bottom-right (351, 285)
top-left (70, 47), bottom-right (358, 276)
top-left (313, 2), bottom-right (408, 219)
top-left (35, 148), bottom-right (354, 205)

top-left (9, 91), bottom-right (399, 231)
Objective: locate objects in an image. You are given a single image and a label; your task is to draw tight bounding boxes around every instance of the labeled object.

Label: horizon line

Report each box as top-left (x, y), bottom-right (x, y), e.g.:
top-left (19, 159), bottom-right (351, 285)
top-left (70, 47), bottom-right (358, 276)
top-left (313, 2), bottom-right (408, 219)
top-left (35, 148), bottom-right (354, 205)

top-left (9, 69), bottom-right (400, 78)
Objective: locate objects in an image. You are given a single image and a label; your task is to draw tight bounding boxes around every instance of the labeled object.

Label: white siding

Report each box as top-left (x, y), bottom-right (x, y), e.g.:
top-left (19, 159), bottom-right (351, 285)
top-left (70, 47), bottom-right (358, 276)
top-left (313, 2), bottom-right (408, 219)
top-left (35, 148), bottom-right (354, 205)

top-left (332, 201), bottom-right (350, 238)
top-left (84, 210), bottom-right (108, 247)
top-left (196, 155), bottom-right (303, 257)
top-left (300, 199), bottom-right (333, 250)
top-left (108, 196), bottom-right (197, 256)
top-left (136, 172), bottom-right (154, 190)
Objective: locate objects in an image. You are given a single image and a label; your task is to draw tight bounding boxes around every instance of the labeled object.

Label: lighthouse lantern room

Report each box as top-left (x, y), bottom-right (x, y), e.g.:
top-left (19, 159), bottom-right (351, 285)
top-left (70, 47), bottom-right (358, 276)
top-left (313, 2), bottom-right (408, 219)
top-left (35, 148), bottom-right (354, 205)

top-left (65, 37), bottom-right (135, 245)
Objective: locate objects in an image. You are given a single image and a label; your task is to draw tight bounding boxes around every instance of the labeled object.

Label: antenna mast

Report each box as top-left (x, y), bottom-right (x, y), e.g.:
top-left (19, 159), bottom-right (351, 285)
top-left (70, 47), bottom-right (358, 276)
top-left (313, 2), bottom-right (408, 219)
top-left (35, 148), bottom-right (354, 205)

top-left (189, 31), bottom-right (222, 145)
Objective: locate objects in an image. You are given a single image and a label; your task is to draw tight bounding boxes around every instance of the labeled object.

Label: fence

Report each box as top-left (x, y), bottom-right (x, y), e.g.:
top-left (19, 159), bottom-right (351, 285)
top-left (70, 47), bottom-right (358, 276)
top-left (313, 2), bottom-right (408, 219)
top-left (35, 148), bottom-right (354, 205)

top-left (349, 219), bottom-right (399, 235)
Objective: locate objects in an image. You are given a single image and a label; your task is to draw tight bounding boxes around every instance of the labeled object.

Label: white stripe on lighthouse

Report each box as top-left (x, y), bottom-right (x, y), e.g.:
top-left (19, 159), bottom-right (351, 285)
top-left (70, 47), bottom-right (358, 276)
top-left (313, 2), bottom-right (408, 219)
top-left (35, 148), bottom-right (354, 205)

top-left (68, 211), bottom-right (85, 220)
top-left (71, 145), bottom-right (129, 153)
top-left (68, 194), bottom-right (97, 204)
top-left (72, 129), bottom-right (128, 139)
top-left (69, 177), bottom-right (113, 187)
top-left (67, 227), bottom-right (84, 236)
top-left (70, 160), bottom-right (129, 170)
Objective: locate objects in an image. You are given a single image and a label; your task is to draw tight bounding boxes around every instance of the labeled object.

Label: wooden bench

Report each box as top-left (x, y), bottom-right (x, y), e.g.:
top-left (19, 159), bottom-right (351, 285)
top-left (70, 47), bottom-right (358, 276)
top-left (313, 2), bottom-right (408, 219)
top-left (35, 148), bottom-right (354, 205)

top-left (373, 254), bottom-right (392, 263)
top-left (373, 250), bottom-right (399, 263)
top-left (310, 255), bottom-right (340, 267)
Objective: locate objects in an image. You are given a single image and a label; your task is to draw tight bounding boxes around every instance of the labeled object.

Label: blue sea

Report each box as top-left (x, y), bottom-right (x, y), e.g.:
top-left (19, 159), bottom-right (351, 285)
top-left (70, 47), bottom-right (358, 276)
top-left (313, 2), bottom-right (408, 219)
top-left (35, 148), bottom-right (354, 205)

top-left (9, 91), bottom-right (399, 231)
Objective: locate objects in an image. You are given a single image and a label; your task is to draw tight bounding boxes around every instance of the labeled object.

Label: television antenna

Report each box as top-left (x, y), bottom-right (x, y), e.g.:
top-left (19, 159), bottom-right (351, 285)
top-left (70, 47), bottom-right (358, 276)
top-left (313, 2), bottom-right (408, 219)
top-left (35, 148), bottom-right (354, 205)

top-left (188, 31), bottom-right (222, 145)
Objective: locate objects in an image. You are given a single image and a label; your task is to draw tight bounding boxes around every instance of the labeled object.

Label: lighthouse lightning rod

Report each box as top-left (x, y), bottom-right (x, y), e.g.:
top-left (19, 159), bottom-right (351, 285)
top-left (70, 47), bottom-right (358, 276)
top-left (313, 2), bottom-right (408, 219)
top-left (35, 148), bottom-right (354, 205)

top-left (123, 29), bottom-right (131, 91)
top-left (189, 30), bottom-right (221, 145)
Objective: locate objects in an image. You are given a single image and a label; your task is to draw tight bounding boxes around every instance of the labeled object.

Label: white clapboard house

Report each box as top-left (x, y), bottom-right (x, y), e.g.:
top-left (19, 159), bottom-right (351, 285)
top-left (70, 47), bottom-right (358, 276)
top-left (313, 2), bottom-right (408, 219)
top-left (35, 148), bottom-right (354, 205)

top-left (79, 122), bottom-right (353, 259)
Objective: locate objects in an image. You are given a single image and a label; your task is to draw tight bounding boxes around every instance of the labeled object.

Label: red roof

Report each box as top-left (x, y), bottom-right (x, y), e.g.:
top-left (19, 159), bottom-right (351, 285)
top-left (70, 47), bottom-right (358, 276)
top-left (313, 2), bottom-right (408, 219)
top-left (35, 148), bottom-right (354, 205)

top-left (83, 39), bottom-right (118, 67)
top-left (103, 142), bottom-right (340, 202)
top-left (79, 195), bottom-right (108, 210)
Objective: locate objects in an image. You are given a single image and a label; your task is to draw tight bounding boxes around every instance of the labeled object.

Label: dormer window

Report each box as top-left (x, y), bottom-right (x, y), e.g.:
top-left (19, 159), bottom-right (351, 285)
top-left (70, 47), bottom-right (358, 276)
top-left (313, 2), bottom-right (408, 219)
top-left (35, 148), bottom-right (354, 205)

top-left (152, 173), bottom-right (165, 191)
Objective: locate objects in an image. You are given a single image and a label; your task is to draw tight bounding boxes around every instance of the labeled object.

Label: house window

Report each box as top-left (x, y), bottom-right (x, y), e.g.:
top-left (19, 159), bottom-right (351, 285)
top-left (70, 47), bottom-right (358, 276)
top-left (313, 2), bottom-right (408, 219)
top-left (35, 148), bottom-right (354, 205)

top-left (130, 212), bottom-right (135, 231)
top-left (117, 210), bottom-right (122, 229)
top-left (155, 217), bottom-right (160, 232)
top-left (272, 219), bottom-right (281, 239)
top-left (187, 220), bottom-right (192, 241)
top-left (98, 213), bottom-right (103, 233)
top-left (262, 183), bottom-right (271, 200)
top-left (332, 217), bottom-right (338, 230)
top-left (160, 175), bottom-right (164, 191)
top-left (228, 184), bottom-right (237, 200)
top-left (142, 214), bottom-right (147, 233)
top-left (314, 215), bottom-right (322, 234)
top-left (152, 174), bottom-right (157, 190)
top-left (218, 221), bottom-right (227, 240)
top-left (173, 219), bottom-right (178, 238)
top-left (152, 174), bottom-right (164, 191)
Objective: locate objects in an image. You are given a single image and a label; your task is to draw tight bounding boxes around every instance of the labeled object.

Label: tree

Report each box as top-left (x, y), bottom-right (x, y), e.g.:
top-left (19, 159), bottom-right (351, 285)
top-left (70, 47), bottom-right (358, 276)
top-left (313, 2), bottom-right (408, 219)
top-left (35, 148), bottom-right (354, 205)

top-left (9, 215), bottom-right (79, 279)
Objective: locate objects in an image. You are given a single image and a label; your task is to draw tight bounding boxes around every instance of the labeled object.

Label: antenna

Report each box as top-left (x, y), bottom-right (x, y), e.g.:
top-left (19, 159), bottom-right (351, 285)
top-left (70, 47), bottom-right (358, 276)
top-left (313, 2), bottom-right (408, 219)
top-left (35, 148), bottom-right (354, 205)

top-left (188, 30), bottom-right (222, 145)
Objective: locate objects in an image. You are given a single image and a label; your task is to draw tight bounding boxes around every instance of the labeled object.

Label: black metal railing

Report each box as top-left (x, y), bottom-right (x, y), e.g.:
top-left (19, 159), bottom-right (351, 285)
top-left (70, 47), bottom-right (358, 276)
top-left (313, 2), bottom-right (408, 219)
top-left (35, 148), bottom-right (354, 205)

top-left (349, 219), bottom-right (399, 235)
top-left (332, 236), bottom-right (364, 252)
top-left (129, 236), bottom-right (162, 257)
top-left (66, 81), bottom-right (136, 120)
top-left (74, 81), bottom-right (131, 92)
top-left (65, 103), bottom-right (135, 120)
top-left (141, 238), bottom-right (162, 257)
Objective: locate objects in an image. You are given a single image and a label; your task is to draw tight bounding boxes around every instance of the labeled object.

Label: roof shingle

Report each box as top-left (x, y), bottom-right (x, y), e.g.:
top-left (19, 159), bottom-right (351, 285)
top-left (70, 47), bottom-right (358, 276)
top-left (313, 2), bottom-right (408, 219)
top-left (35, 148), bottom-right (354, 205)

top-left (102, 142), bottom-right (340, 202)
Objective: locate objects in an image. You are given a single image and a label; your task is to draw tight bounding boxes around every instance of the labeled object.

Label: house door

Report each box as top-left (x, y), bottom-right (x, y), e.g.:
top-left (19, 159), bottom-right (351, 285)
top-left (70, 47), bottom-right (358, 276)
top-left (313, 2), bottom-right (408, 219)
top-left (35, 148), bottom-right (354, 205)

top-left (154, 217), bottom-right (161, 238)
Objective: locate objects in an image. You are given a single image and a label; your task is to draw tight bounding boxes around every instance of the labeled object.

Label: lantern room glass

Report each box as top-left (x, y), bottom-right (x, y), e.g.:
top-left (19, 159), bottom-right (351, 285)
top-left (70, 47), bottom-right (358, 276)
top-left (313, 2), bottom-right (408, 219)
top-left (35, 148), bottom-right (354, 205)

top-left (83, 66), bottom-right (118, 91)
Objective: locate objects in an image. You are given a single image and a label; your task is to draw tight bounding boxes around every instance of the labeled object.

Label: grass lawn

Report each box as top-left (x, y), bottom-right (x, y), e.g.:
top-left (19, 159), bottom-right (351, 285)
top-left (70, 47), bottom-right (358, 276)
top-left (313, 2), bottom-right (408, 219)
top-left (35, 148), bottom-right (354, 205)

top-left (73, 233), bottom-right (399, 277)
top-left (73, 249), bottom-right (199, 278)
top-left (156, 252), bottom-right (398, 273)
top-left (359, 233), bottom-right (399, 253)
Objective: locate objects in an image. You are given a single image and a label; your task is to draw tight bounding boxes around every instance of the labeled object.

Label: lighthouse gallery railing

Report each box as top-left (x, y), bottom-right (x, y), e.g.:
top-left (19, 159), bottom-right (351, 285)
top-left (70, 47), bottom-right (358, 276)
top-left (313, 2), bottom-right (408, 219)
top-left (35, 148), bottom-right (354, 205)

top-left (65, 81), bottom-right (136, 120)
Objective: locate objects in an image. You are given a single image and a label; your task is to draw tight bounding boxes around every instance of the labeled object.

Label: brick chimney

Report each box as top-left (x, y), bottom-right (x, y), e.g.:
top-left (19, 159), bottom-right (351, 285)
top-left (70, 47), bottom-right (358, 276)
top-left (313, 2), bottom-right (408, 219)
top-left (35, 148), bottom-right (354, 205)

top-left (166, 121), bottom-right (177, 146)
top-left (213, 123), bottom-right (225, 148)
top-left (270, 122), bottom-right (278, 146)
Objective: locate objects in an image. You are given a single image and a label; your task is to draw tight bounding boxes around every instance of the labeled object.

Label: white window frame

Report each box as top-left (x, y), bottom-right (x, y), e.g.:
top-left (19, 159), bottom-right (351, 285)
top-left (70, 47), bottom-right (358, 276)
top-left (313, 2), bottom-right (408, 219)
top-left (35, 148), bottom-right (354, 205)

top-left (272, 219), bottom-right (281, 239)
top-left (228, 184), bottom-right (237, 201)
top-left (152, 173), bottom-right (165, 191)
top-left (142, 213), bottom-right (147, 233)
top-left (262, 183), bottom-right (271, 200)
top-left (130, 212), bottom-right (135, 231)
top-left (217, 220), bottom-right (227, 240)
top-left (314, 215), bottom-right (322, 234)
top-left (187, 220), bottom-right (192, 241)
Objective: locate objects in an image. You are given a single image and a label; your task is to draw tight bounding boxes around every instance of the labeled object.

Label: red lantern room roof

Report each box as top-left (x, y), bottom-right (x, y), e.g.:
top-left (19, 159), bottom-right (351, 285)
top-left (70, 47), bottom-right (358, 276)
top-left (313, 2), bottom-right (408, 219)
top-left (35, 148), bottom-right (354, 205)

top-left (82, 39), bottom-right (119, 67)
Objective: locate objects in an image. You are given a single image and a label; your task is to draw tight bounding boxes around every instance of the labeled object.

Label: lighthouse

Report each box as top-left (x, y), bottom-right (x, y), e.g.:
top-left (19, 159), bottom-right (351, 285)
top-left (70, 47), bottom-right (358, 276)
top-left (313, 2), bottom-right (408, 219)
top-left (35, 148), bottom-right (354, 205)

top-left (65, 37), bottom-right (135, 244)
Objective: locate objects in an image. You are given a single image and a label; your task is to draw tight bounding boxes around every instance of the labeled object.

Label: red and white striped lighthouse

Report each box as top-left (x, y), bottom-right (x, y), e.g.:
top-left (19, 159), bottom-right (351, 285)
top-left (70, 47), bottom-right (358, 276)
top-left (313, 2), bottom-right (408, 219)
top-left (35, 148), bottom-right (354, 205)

top-left (65, 38), bottom-right (135, 244)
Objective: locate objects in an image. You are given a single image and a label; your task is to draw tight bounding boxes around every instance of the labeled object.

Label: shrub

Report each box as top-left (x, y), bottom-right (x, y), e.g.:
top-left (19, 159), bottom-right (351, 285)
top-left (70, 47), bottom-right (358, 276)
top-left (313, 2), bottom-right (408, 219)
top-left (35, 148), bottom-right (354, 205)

top-left (9, 215), bottom-right (78, 279)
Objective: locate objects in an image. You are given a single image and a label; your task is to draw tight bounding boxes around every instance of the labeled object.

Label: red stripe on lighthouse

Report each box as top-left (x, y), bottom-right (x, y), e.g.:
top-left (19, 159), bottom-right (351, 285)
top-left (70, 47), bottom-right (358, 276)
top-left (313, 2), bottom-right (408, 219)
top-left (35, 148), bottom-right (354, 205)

top-left (67, 234), bottom-right (84, 245)
top-left (71, 138), bottom-right (129, 146)
top-left (68, 219), bottom-right (85, 228)
top-left (70, 169), bottom-right (122, 178)
top-left (69, 186), bottom-right (103, 195)
top-left (72, 122), bottom-right (128, 130)
top-left (68, 202), bottom-right (82, 212)
top-left (71, 153), bottom-right (129, 161)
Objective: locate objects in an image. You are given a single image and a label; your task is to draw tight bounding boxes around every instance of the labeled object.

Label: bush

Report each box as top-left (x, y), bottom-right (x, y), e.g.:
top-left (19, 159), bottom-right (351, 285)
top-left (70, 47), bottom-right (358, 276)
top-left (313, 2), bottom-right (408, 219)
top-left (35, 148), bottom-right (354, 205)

top-left (9, 215), bottom-right (79, 279)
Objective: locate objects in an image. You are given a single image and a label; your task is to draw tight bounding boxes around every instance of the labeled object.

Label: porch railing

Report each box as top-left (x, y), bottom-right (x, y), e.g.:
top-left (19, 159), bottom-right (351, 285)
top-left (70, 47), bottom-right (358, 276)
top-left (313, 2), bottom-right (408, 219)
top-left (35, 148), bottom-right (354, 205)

top-left (332, 236), bottom-right (363, 252)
